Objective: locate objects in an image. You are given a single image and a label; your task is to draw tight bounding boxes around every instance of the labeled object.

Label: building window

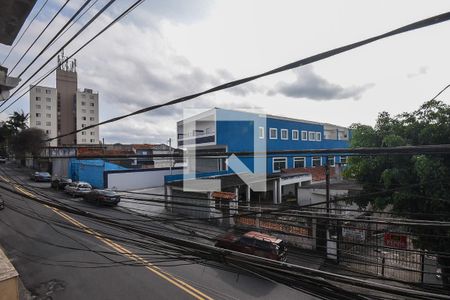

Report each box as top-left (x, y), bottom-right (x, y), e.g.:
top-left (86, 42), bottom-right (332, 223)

top-left (269, 128), bottom-right (277, 139)
top-left (327, 156), bottom-right (335, 166)
top-left (46, 97), bottom-right (51, 102)
top-left (294, 157), bottom-right (306, 168)
top-left (292, 130), bottom-right (299, 140)
top-left (82, 124), bottom-right (86, 128)
top-left (90, 103), bottom-right (95, 107)
top-left (89, 95), bottom-right (94, 100)
top-left (36, 121), bottom-right (41, 126)
top-left (45, 89), bottom-right (51, 94)
top-left (312, 156), bottom-right (321, 167)
top-left (82, 94), bottom-right (86, 98)
top-left (301, 130), bottom-right (307, 141)
top-left (90, 110), bottom-right (94, 114)
top-left (258, 127), bottom-right (264, 139)
top-left (36, 113), bottom-right (41, 117)
top-left (81, 101), bottom-right (86, 106)
top-left (90, 131), bottom-right (94, 136)
top-left (281, 129), bottom-right (288, 140)
top-left (273, 157), bottom-right (287, 172)
top-left (90, 139), bottom-right (95, 143)
top-left (46, 121), bottom-right (51, 126)
top-left (89, 117), bottom-right (95, 121)
top-left (308, 131), bottom-right (316, 141)
top-left (81, 131), bottom-right (86, 135)
top-left (35, 96), bottom-right (41, 101)
top-left (46, 113), bottom-right (51, 118)
top-left (36, 105), bottom-right (41, 109)
top-left (340, 156), bottom-right (348, 166)
top-left (82, 116), bottom-right (86, 121)
top-left (82, 109), bottom-right (86, 113)
top-left (316, 132), bottom-right (322, 141)
top-left (46, 106), bottom-right (51, 110)
top-left (82, 138), bottom-right (86, 143)
top-left (45, 130), bottom-right (50, 134)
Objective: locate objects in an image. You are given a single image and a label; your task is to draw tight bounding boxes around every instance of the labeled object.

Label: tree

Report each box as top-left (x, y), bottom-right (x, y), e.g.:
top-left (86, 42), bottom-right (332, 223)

top-left (11, 128), bottom-right (48, 159)
top-left (344, 100), bottom-right (450, 286)
top-left (5, 110), bottom-right (29, 134)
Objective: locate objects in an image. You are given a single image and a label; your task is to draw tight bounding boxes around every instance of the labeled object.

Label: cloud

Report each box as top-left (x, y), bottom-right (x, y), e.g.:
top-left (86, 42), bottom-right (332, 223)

top-left (268, 66), bottom-right (374, 101)
top-left (407, 66), bottom-right (428, 78)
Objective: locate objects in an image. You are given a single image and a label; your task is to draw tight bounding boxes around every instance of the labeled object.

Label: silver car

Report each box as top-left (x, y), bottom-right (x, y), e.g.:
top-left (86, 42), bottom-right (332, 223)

top-left (64, 181), bottom-right (92, 197)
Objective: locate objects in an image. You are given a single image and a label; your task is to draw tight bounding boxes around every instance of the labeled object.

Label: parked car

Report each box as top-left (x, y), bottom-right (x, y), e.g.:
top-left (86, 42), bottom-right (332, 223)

top-left (30, 171), bottom-right (52, 182)
top-left (83, 189), bottom-right (121, 206)
top-left (0, 156), bottom-right (6, 164)
top-left (51, 177), bottom-right (72, 190)
top-left (64, 182), bottom-right (92, 197)
top-left (215, 231), bottom-right (287, 261)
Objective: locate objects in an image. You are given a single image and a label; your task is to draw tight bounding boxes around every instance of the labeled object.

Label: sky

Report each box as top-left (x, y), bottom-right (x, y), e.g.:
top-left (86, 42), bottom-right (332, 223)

top-left (0, 0), bottom-right (449, 145)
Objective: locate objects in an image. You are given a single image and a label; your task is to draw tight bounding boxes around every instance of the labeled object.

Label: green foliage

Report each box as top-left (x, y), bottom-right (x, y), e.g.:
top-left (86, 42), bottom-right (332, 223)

top-left (346, 100), bottom-right (450, 261)
top-left (11, 128), bottom-right (47, 158)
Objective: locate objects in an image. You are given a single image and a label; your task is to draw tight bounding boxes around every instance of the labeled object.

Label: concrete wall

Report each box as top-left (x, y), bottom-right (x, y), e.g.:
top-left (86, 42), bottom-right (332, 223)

top-left (0, 248), bottom-right (18, 300)
top-left (106, 168), bottom-right (183, 190)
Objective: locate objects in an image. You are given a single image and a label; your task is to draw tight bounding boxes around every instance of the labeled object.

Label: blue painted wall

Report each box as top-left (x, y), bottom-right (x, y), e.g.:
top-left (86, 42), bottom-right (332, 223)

top-left (214, 108), bottom-right (350, 174)
top-left (69, 159), bottom-right (128, 188)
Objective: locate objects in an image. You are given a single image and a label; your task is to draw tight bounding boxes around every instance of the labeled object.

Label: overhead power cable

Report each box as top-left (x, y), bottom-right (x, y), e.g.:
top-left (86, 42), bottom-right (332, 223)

top-left (431, 84), bottom-right (450, 101)
top-left (0, 0), bottom-right (145, 113)
top-left (38, 11), bottom-right (450, 143)
top-left (1, 0), bottom-right (50, 64)
top-left (8, 0), bottom-right (72, 76)
top-left (14, 0), bottom-right (95, 79)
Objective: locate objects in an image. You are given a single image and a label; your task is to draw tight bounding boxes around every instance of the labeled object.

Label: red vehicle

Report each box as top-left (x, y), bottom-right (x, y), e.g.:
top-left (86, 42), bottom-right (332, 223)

top-left (215, 231), bottom-right (287, 261)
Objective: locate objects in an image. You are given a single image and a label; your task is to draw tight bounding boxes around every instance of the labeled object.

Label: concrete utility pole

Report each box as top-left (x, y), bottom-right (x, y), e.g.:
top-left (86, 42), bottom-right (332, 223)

top-left (168, 138), bottom-right (173, 175)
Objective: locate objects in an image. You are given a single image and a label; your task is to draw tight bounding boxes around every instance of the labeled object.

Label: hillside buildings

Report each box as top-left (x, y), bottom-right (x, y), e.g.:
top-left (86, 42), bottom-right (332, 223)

top-left (29, 52), bottom-right (99, 146)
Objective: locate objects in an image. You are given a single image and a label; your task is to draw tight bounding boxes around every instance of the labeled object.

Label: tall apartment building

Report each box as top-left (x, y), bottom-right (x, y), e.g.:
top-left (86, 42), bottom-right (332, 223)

top-left (29, 86), bottom-right (58, 147)
top-left (76, 89), bottom-right (99, 144)
top-left (29, 52), bottom-right (99, 146)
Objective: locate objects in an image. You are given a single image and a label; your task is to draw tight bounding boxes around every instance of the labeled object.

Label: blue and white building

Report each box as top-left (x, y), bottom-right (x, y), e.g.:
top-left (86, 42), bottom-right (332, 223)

top-left (177, 108), bottom-right (350, 175)
top-left (167, 108), bottom-right (352, 208)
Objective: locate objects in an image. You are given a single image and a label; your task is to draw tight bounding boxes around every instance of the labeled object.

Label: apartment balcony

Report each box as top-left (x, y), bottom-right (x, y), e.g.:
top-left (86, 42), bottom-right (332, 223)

top-left (177, 130), bottom-right (216, 147)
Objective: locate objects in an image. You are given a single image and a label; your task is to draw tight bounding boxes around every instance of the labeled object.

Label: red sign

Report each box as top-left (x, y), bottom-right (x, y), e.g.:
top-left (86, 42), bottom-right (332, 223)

top-left (384, 232), bottom-right (407, 249)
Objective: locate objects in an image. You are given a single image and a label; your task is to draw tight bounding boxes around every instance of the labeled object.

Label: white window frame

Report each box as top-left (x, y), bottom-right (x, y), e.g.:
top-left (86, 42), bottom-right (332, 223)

top-left (272, 157), bottom-right (287, 173)
top-left (269, 128), bottom-right (277, 139)
top-left (281, 129), bottom-right (288, 140)
top-left (312, 156), bottom-right (321, 167)
top-left (316, 132), bottom-right (322, 141)
top-left (328, 156), bottom-right (335, 167)
top-left (308, 131), bottom-right (316, 141)
top-left (301, 130), bottom-right (308, 141)
top-left (294, 157), bottom-right (306, 168)
top-left (258, 127), bottom-right (265, 139)
top-left (292, 130), bottom-right (299, 140)
top-left (340, 156), bottom-right (348, 165)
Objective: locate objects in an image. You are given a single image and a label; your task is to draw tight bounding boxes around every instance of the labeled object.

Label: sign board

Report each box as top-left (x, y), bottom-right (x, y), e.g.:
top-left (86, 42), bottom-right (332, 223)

top-left (342, 227), bottom-right (366, 242)
top-left (384, 232), bottom-right (407, 249)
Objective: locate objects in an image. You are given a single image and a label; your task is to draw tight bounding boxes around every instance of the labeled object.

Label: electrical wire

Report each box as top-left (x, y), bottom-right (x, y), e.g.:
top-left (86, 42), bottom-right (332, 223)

top-left (35, 11), bottom-right (450, 143)
top-left (1, 0), bottom-right (50, 64)
top-left (8, 0), bottom-right (72, 76)
top-left (0, 0), bottom-right (145, 113)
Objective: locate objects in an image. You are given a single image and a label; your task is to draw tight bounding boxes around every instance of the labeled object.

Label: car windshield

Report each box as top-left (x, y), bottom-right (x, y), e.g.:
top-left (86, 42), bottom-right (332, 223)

top-left (79, 184), bottom-right (91, 188)
top-left (39, 172), bottom-right (50, 176)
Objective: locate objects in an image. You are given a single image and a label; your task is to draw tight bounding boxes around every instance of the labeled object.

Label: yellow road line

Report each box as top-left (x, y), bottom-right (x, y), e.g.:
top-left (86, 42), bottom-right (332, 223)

top-left (10, 180), bottom-right (213, 300)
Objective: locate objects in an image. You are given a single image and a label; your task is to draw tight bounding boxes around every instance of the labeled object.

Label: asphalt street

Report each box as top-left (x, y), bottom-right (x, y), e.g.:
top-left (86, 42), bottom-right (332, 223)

top-left (0, 165), bottom-right (318, 300)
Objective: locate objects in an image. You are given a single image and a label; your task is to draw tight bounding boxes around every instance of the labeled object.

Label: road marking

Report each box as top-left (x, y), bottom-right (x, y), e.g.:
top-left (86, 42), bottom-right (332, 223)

top-left (9, 179), bottom-right (213, 300)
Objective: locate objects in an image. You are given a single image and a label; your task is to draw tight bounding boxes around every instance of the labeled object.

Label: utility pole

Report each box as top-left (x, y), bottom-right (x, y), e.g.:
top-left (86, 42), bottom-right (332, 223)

top-left (168, 138), bottom-right (173, 175)
top-left (325, 156), bottom-right (330, 216)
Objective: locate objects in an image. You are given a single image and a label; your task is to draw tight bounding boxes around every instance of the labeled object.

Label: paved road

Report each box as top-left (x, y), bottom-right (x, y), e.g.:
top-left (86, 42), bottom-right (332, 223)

top-left (0, 165), bottom-right (317, 300)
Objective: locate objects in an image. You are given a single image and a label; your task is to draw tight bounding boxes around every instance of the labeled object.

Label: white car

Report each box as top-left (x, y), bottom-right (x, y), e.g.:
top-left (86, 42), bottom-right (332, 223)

top-left (64, 182), bottom-right (92, 197)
